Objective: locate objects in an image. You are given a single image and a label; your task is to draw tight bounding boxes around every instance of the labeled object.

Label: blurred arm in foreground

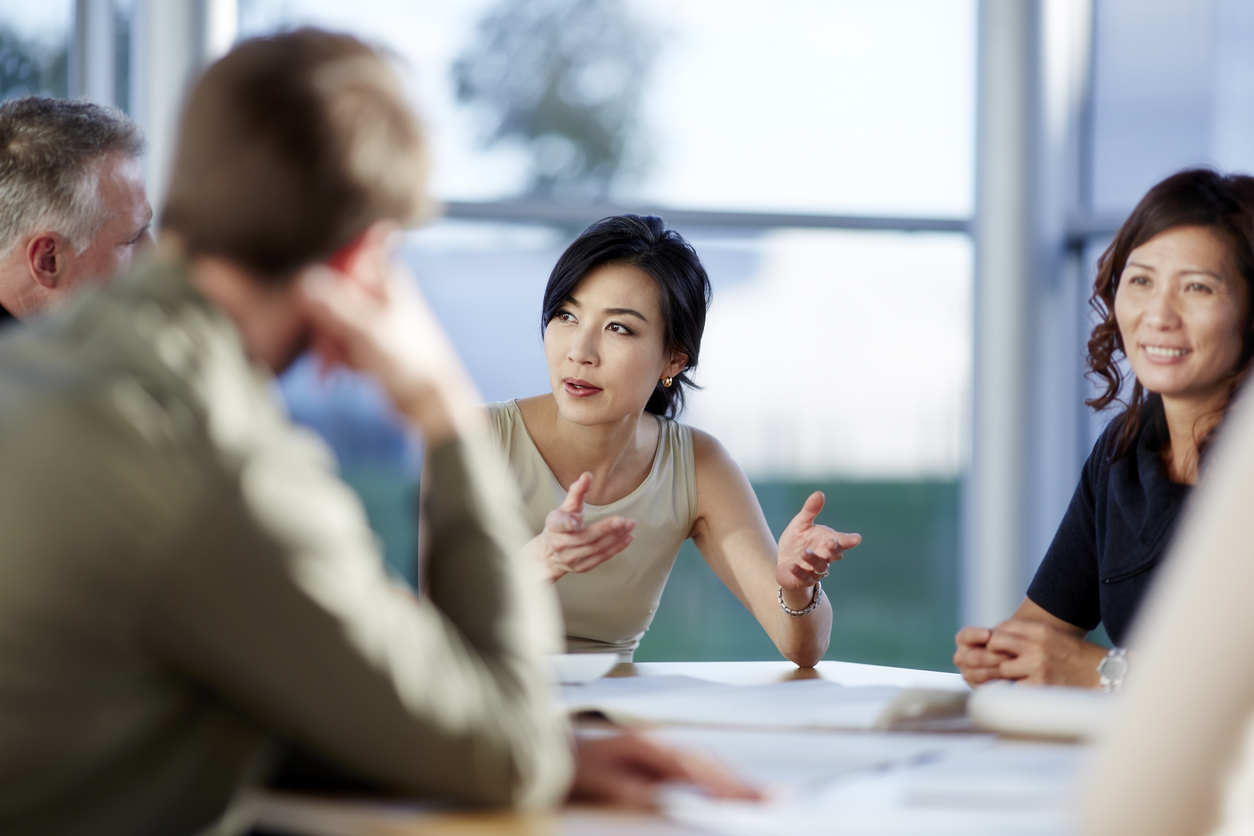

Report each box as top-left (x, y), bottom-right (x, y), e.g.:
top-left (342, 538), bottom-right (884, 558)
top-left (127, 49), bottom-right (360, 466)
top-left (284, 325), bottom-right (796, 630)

top-left (1083, 384), bottom-right (1254, 836)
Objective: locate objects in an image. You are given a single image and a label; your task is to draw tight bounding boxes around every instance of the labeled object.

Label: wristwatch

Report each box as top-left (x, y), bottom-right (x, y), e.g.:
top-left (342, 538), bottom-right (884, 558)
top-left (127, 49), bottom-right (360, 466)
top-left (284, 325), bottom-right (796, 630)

top-left (1097, 647), bottom-right (1128, 693)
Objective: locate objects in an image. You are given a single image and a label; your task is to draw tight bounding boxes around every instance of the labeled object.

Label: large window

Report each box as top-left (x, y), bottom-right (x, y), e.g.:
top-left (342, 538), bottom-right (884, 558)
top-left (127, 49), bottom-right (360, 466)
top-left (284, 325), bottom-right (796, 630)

top-left (237, 0), bottom-right (977, 671)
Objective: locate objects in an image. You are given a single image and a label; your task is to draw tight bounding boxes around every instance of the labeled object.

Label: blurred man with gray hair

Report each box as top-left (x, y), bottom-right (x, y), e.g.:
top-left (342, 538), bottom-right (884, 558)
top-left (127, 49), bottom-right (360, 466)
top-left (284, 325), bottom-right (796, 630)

top-left (0, 96), bottom-right (150, 319)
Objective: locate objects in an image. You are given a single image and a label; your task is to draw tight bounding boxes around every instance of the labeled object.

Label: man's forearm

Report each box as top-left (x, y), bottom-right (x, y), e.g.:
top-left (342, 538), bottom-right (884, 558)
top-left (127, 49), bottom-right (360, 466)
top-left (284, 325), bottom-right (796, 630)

top-left (420, 433), bottom-right (571, 806)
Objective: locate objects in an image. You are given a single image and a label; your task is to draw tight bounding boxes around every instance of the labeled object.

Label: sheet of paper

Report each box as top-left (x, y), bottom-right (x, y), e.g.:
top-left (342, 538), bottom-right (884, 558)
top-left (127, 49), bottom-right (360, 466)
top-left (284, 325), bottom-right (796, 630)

top-left (643, 726), bottom-right (995, 791)
top-left (661, 740), bottom-right (1086, 836)
top-left (562, 675), bottom-right (963, 731)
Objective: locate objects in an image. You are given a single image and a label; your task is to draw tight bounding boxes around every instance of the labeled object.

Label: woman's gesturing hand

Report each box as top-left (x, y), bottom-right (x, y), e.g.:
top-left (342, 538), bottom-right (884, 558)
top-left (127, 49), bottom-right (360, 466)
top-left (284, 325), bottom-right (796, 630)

top-left (526, 472), bottom-right (636, 583)
top-left (775, 491), bottom-right (861, 590)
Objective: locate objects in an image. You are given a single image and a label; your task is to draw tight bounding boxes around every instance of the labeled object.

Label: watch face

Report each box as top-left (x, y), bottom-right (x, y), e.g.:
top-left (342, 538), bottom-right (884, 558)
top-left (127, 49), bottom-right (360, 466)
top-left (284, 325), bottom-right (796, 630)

top-left (1100, 654), bottom-right (1128, 681)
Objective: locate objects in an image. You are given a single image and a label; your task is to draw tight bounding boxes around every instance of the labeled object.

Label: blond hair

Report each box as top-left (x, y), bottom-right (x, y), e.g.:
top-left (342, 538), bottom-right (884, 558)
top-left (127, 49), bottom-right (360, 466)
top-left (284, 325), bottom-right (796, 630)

top-left (161, 28), bottom-right (432, 281)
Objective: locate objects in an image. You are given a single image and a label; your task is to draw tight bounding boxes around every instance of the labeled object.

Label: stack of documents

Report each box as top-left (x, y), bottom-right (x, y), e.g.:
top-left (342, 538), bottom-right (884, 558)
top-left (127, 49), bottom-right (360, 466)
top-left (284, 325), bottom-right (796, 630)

top-left (561, 674), bottom-right (970, 731)
top-left (658, 732), bottom-right (1085, 836)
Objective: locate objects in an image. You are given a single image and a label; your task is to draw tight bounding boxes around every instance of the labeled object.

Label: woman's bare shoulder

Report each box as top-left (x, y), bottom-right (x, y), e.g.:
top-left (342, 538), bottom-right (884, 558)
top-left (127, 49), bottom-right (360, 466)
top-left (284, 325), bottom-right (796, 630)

top-left (515, 393), bottom-right (554, 421)
top-left (689, 426), bottom-right (737, 472)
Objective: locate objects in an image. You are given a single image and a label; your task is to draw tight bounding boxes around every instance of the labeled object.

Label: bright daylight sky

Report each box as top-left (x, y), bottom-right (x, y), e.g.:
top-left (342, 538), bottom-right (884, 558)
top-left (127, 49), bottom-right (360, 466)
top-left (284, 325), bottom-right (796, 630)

top-left (235, 0), bottom-right (975, 217)
top-left (238, 0), bottom-right (978, 478)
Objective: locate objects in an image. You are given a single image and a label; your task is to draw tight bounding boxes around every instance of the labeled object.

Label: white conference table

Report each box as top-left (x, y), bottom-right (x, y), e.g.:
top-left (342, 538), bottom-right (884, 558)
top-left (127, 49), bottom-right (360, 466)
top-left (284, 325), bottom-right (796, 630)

top-left (247, 660), bottom-right (1085, 836)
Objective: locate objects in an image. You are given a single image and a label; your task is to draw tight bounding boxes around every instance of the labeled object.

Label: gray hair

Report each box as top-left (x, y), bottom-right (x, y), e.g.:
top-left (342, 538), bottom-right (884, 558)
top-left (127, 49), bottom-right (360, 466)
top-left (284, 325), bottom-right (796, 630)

top-left (0, 96), bottom-right (145, 256)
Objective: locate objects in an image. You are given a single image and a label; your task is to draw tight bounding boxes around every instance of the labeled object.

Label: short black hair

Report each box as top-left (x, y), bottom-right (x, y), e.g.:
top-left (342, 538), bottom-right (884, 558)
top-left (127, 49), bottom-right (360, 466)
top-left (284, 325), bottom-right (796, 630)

top-left (541, 215), bottom-right (711, 418)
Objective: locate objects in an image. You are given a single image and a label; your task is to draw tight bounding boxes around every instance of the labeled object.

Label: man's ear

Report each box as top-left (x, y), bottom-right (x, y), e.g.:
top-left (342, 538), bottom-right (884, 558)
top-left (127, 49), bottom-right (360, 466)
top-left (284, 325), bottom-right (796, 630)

top-left (325, 220), bottom-right (402, 296)
top-left (26, 233), bottom-right (70, 289)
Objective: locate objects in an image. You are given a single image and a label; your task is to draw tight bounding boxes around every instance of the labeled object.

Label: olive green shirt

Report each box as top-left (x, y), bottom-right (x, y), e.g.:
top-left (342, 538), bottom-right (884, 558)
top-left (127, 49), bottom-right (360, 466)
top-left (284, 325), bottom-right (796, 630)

top-left (0, 258), bottom-right (571, 835)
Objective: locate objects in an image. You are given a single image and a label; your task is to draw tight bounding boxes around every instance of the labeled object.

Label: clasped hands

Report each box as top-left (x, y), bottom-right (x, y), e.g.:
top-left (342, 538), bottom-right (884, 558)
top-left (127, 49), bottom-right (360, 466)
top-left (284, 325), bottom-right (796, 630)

top-left (954, 619), bottom-right (1109, 688)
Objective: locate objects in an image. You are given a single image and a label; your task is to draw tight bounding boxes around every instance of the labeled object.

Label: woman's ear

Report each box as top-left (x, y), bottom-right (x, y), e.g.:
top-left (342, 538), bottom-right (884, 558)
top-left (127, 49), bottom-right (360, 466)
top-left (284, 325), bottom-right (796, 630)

top-left (664, 351), bottom-right (689, 379)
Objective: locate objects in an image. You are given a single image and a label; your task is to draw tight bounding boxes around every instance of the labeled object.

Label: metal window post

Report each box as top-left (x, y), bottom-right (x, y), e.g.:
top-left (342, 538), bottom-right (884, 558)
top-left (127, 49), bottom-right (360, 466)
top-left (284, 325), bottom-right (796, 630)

top-left (965, 0), bottom-right (1040, 628)
top-left (965, 0), bottom-right (1094, 629)
top-left (70, 0), bottom-right (116, 105)
top-left (128, 0), bottom-right (237, 221)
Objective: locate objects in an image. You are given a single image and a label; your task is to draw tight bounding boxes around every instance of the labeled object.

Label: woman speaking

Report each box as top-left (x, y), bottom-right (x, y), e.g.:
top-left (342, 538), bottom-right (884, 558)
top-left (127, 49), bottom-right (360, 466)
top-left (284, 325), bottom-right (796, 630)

top-left (486, 215), bottom-right (860, 664)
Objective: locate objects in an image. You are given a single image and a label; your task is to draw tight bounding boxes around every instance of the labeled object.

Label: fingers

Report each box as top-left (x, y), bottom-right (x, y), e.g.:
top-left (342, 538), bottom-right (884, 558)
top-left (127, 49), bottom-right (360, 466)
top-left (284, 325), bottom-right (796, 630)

top-left (954, 625), bottom-right (1015, 685)
top-left (561, 472), bottom-right (594, 514)
top-left (985, 630), bottom-right (1033, 657)
top-left (992, 618), bottom-right (1052, 640)
top-left (790, 491), bottom-right (826, 529)
top-left (544, 507), bottom-right (584, 535)
top-left (996, 655), bottom-right (1042, 682)
top-left (985, 619), bottom-right (1054, 657)
top-left (801, 528), bottom-right (861, 562)
top-left (564, 523), bottom-right (636, 573)
top-left (835, 531), bottom-right (862, 550)
top-left (785, 552), bottom-right (830, 582)
top-left (547, 512), bottom-right (632, 543)
top-left (955, 625), bottom-right (993, 649)
top-left (545, 515), bottom-right (637, 575)
top-left (958, 664), bottom-right (1007, 687)
top-left (954, 644), bottom-right (1012, 668)
top-left (570, 736), bottom-right (761, 808)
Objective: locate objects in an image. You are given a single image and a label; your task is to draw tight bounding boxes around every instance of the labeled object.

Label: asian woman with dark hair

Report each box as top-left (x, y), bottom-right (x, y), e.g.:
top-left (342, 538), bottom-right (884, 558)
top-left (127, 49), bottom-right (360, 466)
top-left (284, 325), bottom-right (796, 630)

top-left (955, 168), bottom-right (1254, 689)
top-left (487, 215), bottom-right (860, 664)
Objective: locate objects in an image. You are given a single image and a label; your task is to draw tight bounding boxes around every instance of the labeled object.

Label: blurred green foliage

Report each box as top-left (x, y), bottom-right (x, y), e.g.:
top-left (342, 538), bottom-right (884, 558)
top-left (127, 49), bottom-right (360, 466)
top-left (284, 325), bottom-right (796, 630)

top-left (452, 0), bottom-right (660, 199)
top-left (636, 480), bottom-right (960, 671)
top-left (345, 466), bottom-right (961, 673)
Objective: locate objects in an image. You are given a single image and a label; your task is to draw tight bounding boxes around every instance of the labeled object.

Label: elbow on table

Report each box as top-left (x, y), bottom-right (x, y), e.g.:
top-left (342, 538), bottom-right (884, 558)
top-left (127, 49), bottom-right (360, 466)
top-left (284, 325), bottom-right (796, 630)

top-left (780, 633), bottom-right (829, 668)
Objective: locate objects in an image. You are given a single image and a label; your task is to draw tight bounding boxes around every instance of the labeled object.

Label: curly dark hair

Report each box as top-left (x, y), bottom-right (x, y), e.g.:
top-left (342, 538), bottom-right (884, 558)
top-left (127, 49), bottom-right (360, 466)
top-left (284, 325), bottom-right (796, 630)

top-left (540, 215), bottom-right (711, 418)
top-left (1086, 168), bottom-right (1254, 460)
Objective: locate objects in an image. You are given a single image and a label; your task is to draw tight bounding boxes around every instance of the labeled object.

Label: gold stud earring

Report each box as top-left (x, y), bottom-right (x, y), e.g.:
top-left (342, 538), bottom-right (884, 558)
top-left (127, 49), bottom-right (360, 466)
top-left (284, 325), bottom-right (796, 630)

top-left (662, 377), bottom-right (673, 388)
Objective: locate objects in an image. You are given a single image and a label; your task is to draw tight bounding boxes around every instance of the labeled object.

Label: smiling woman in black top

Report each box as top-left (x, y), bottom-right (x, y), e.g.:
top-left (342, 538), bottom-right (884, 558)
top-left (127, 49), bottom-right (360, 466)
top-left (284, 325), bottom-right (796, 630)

top-left (955, 168), bottom-right (1254, 688)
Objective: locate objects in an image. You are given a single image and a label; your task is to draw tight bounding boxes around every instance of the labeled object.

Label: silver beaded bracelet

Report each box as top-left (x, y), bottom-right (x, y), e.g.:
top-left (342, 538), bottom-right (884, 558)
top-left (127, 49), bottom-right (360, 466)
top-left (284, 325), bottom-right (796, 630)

top-left (778, 582), bottom-right (823, 617)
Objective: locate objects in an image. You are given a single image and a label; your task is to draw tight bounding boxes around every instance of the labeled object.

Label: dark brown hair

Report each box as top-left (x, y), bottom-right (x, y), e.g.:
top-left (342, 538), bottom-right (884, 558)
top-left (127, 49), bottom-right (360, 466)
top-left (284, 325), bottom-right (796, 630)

top-left (541, 215), bottom-right (710, 419)
top-left (161, 28), bottom-right (430, 281)
top-left (1087, 168), bottom-right (1254, 459)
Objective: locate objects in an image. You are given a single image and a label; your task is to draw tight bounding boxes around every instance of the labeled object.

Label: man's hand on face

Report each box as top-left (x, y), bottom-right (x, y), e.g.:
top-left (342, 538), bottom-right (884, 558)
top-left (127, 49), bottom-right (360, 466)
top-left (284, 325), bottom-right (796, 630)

top-left (296, 230), bottom-right (483, 444)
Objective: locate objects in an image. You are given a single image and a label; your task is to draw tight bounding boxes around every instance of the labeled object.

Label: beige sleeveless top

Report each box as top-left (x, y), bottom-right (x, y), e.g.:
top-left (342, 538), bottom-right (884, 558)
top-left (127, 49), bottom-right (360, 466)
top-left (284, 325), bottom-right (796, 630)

top-left (486, 400), bottom-right (698, 658)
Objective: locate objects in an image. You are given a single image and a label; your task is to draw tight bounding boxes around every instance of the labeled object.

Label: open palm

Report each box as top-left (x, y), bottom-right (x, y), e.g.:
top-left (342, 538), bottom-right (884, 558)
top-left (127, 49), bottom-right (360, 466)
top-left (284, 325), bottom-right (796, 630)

top-left (775, 491), bottom-right (862, 590)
